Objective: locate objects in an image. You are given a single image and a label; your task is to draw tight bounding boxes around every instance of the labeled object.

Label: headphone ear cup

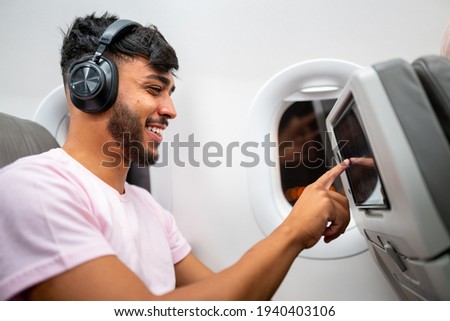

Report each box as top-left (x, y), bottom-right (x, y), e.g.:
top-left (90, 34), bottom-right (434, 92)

top-left (68, 56), bottom-right (118, 113)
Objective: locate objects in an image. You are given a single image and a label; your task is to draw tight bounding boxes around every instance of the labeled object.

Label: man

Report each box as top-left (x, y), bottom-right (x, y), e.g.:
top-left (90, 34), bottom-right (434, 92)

top-left (0, 12), bottom-right (350, 300)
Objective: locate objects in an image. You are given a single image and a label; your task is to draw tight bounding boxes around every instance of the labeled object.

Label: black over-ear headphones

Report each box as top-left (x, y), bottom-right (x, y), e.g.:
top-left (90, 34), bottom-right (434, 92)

top-left (68, 19), bottom-right (142, 113)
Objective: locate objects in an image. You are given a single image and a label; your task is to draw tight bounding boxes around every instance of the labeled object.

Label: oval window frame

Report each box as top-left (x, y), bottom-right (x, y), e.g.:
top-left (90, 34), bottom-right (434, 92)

top-left (247, 59), bottom-right (367, 259)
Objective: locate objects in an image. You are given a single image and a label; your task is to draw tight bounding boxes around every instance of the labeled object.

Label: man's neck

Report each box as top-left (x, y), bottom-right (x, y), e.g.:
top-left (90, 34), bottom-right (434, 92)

top-left (63, 141), bottom-right (129, 194)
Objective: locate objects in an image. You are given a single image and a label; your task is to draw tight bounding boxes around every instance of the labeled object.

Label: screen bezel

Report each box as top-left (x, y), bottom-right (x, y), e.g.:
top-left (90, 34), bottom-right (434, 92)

top-left (332, 95), bottom-right (390, 210)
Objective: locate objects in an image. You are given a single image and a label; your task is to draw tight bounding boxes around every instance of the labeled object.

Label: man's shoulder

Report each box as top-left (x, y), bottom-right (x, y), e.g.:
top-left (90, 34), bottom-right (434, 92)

top-left (0, 148), bottom-right (79, 186)
top-left (0, 148), bottom-right (94, 209)
top-left (1, 148), bottom-right (64, 172)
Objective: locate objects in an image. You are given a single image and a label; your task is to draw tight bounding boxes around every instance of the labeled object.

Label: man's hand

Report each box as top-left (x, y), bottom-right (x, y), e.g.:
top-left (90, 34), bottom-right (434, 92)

top-left (284, 159), bottom-right (351, 249)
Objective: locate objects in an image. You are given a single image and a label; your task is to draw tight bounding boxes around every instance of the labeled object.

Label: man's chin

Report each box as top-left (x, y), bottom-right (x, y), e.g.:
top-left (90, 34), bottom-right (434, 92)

top-left (123, 147), bottom-right (158, 167)
top-left (138, 151), bottom-right (159, 167)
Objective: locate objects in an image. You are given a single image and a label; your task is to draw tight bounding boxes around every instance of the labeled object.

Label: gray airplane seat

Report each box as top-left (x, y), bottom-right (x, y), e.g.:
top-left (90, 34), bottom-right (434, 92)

top-left (412, 55), bottom-right (450, 142)
top-left (326, 55), bottom-right (450, 300)
top-left (0, 112), bottom-right (59, 168)
top-left (410, 55), bottom-right (450, 236)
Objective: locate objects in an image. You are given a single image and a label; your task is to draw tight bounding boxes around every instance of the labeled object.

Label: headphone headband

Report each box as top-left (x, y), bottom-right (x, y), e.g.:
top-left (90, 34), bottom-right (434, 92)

top-left (94, 19), bottom-right (141, 60)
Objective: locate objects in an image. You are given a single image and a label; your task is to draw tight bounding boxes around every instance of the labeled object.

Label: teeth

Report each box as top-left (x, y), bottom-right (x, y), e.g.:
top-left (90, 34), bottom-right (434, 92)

top-left (146, 126), bottom-right (163, 135)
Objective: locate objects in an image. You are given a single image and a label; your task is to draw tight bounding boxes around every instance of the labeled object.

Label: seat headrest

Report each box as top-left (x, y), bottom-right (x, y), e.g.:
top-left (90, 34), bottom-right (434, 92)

top-left (413, 55), bottom-right (450, 142)
top-left (0, 112), bottom-right (59, 168)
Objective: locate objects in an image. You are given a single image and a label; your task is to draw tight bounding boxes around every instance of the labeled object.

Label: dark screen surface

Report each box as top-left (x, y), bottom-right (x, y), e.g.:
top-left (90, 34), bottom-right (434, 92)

top-left (333, 98), bottom-right (389, 208)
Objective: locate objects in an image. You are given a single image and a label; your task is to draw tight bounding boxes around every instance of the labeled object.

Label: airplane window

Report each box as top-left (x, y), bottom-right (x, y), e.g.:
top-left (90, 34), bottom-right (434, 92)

top-left (278, 99), bottom-right (339, 205)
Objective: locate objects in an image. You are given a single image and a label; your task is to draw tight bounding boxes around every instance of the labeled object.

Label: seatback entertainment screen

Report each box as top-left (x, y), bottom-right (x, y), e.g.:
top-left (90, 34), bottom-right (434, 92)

top-left (333, 97), bottom-right (389, 209)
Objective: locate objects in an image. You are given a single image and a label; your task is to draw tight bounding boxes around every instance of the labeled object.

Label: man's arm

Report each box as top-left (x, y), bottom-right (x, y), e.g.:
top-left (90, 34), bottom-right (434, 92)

top-left (175, 253), bottom-right (215, 287)
top-left (25, 161), bottom-right (350, 300)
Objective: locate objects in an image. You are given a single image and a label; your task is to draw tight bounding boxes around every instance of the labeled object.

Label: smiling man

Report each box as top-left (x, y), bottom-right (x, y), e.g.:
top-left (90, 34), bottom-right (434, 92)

top-left (65, 55), bottom-right (176, 192)
top-left (0, 12), bottom-right (350, 300)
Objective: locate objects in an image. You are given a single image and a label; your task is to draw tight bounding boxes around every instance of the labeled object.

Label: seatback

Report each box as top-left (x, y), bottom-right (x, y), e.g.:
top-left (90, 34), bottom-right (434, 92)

top-left (326, 55), bottom-right (450, 300)
top-left (413, 55), bottom-right (450, 143)
top-left (0, 112), bottom-right (59, 168)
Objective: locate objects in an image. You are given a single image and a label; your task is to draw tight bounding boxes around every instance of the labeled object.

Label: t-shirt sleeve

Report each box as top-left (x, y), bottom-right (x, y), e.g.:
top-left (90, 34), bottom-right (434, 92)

top-left (162, 207), bottom-right (192, 264)
top-left (0, 162), bottom-right (115, 300)
top-left (128, 184), bottom-right (192, 265)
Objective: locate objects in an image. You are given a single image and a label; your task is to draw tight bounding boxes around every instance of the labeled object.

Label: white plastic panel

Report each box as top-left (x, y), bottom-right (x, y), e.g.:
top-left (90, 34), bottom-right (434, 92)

top-left (33, 85), bottom-right (69, 146)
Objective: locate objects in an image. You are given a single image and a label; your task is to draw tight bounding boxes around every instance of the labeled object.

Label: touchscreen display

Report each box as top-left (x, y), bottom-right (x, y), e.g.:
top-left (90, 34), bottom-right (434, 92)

top-left (333, 98), bottom-right (389, 208)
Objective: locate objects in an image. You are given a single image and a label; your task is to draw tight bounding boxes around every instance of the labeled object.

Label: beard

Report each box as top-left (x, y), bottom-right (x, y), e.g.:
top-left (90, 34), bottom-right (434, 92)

top-left (106, 102), bottom-right (160, 167)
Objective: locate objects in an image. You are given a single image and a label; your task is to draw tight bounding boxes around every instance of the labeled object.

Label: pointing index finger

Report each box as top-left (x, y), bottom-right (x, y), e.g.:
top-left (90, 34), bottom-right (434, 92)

top-left (316, 159), bottom-right (350, 189)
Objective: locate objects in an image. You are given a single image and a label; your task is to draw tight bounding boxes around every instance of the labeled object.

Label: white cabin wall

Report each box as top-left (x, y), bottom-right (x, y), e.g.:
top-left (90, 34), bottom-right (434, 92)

top-left (0, 0), bottom-right (449, 300)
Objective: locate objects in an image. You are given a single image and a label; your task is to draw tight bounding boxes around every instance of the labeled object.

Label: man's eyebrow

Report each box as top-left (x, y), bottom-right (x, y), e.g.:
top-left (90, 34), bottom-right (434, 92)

top-left (145, 74), bottom-right (176, 93)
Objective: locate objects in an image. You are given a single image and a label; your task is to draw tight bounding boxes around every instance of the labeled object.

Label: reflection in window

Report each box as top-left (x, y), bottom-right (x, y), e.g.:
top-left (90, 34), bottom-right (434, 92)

top-left (278, 99), bottom-right (338, 205)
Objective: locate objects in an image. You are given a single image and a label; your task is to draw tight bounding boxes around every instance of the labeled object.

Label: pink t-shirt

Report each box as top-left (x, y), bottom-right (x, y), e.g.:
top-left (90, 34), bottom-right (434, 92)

top-left (0, 148), bottom-right (191, 300)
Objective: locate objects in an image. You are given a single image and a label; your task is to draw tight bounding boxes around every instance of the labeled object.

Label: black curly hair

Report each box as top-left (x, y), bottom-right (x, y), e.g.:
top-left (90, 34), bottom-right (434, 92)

top-left (60, 12), bottom-right (179, 83)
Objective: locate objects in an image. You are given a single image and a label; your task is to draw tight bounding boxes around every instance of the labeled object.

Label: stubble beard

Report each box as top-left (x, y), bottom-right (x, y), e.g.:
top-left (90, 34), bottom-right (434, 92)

top-left (106, 102), bottom-right (159, 167)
